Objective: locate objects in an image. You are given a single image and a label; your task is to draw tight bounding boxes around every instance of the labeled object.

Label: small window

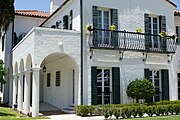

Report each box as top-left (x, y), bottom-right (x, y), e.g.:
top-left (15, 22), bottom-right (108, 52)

top-left (18, 32), bottom-right (26, 42)
top-left (176, 26), bottom-right (180, 44)
top-left (56, 71), bottom-right (61, 86)
top-left (63, 15), bottom-right (69, 29)
top-left (47, 73), bottom-right (51, 87)
top-left (69, 10), bottom-right (73, 30)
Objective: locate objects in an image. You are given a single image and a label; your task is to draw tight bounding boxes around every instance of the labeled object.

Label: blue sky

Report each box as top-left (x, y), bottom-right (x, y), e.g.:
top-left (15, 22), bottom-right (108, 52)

top-left (15, 0), bottom-right (180, 12)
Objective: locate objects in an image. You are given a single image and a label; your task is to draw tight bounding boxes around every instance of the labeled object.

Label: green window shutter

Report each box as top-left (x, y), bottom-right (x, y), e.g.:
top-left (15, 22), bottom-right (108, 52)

top-left (111, 9), bottom-right (119, 48)
top-left (144, 69), bottom-right (150, 80)
top-left (161, 69), bottom-right (169, 100)
top-left (112, 67), bottom-right (120, 104)
top-left (144, 13), bottom-right (151, 50)
top-left (144, 69), bottom-right (153, 102)
top-left (91, 67), bottom-right (97, 105)
top-left (159, 16), bottom-right (167, 51)
top-left (92, 6), bottom-right (98, 46)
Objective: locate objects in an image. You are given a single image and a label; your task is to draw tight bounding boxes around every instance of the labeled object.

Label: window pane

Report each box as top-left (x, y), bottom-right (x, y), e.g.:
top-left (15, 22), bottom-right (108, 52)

top-left (47, 73), bottom-right (51, 87)
top-left (56, 71), bottom-right (61, 86)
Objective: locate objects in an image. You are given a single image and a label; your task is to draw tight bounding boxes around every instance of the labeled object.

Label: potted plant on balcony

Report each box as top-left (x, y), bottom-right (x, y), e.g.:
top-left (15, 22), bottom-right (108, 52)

top-left (86, 24), bottom-right (92, 32)
top-left (109, 24), bottom-right (116, 31)
top-left (136, 28), bottom-right (142, 33)
top-left (159, 31), bottom-right (167, 38)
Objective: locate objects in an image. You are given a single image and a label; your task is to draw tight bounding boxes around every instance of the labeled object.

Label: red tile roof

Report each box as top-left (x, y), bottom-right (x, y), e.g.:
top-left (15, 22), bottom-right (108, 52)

top-left (175, 10), bottom-right (180, 16)
top-left (15, 10), bottom-right (50, 18)
top-left (165, 0), bottom-right (177, 8)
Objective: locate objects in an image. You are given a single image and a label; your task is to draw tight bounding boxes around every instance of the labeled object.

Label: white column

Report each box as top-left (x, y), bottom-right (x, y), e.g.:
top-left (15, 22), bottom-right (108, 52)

top-left (9, 75), bottom-right (13, 107)
top-left (24, 70), bottom-right (31, 115)
top-left (32, 68), bottom-right (40, 117)
top-left (12, 75), bottom-right (17, 108)
top-left (17, 73), bottom-right (23, 111)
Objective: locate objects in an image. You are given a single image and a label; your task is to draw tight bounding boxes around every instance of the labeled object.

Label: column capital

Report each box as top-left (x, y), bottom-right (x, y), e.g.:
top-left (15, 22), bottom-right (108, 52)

top-left (25, 70), bottom-right (32, 74)
top-left (32, 67), bottom-right (41, 71)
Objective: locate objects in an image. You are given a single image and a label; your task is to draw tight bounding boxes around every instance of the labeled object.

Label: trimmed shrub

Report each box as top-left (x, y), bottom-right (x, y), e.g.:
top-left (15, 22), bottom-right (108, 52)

top-left (113, 108), bottom-right (121, 119)
top-left (102, 107), bottom-right (109, 120)
top-left (131, 106), bottom-right (138, 118)
top-left (122, 107), bottom-right (132, 118)
top-left (75, 105), bottom-right (90, 116)
top-left (137, 105), bottom-right (146, 118)
top-left (146, 106), bottom-right (156, 117)
top-left (126, 78), bottom-right (155, 103)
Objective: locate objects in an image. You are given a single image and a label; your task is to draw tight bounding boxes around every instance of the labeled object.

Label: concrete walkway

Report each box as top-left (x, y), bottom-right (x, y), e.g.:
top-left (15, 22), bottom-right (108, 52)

top-left (47, 114), bottom-right (105, 120)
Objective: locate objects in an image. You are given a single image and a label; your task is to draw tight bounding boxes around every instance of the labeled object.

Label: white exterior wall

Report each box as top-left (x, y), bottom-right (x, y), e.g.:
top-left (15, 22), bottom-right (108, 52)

top-left (83, 0), bottom-right (175, 34)
top-left (82, 0), bottom-right (176, 104)
top-left (14, 16), bottom-right (46, 37)
top-left (42, 56), bottom-right (76, 109)
top-left (50, 0), bottom-right (66, 13)
top-left (43, 0), bottom-right (80, 31)
top-left (13, 27), bottom-right (81, 108)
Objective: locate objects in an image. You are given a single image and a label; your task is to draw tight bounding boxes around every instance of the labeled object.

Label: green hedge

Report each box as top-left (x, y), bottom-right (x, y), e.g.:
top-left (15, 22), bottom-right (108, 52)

top-left (75, 100), bottom-right (180, 119)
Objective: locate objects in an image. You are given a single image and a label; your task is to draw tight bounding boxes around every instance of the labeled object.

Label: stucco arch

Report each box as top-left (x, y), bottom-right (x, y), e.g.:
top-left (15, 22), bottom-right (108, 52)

top-left (14, 62), bottom-right (18, 74)
top-left (19, 59), bottom-right (25, 72)
top-left (26, 54), bottom-right (33, 70)
top-left (40, 52), bottom-right (79, 71)
top-left (39, 52), bottom-right (80, 109)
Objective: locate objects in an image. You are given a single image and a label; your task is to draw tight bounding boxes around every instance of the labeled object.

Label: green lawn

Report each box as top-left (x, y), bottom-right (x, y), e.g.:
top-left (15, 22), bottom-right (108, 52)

top-left (0, 107), bottom-right (49, 120)
top-left (119, 115), bottom-right (180, 120)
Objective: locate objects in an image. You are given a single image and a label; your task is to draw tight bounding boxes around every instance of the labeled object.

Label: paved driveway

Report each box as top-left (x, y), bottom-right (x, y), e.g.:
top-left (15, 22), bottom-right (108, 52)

top-left (47, 114), bottom-right (105, 120)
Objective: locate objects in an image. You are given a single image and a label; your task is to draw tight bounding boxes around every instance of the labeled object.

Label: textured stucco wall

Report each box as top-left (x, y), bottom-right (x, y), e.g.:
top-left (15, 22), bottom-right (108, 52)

top-left (12, 27), bottom-right (81, 106)
top-left (44, 0), bottom-right (80, 31)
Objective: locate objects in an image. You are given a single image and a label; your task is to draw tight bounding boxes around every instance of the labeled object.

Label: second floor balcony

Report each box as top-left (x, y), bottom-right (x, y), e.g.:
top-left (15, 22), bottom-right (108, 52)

top-left (89, 29), bottom-right (176, 54)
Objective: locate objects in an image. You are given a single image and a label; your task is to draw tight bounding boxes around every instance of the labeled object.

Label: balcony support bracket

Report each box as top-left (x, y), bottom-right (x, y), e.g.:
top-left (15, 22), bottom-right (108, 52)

top-left (89, 48), bottom-right (94, 59)
top-left (167, 54), bottom-right (173, 63)
top-left (119, 51), bottom-right (124, 61)
top-left (142, 52), bottom-right (148, 62)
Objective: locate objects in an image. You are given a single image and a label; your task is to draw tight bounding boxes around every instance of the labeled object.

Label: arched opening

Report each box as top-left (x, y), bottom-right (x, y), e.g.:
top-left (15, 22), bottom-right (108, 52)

top-left (26, 54), bottom-right (33, 106)
top-left (39, 52), bottom-right (79, 112)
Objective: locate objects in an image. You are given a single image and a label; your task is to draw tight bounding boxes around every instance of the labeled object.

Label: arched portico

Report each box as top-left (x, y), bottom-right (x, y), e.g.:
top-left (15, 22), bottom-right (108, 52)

top-left (39, 52), bottom-right (80, 111)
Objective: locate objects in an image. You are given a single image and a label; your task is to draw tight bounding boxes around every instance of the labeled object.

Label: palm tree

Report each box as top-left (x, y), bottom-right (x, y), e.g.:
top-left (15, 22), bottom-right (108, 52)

top-left (0, 0), bottom-right (14, 37)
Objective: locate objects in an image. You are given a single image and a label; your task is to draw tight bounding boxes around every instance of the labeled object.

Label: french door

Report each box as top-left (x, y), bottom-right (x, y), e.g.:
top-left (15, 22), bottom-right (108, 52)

top-left (149, 70), bottom-right (162, 102)
top-left (97, 9), bottom-right (110, 45)
top-left (97, 68), bottom-right (112, 105)
top-left (148, 16), bottom-right (160, 49)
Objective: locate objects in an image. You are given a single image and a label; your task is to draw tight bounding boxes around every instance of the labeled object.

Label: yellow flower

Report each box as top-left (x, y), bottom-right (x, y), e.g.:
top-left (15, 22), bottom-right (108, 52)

top-left (136, 28), bottom-right (142, 33)
top-left (86, 25), bottom-right (92, 31)
top-left (159, 31), bottom-right (167, 38)
top-left (109, 25), bottom-right (116, 31)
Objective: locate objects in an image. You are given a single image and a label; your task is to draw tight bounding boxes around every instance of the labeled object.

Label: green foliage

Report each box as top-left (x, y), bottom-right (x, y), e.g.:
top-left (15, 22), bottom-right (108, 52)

top-left (122, 107), bottom-right (132, 118)
top-left (0, 60), bottom-right (6, 84)
top-left (126, 78), bottom-right (155, 103)
top-left (137, 105), bottom-right (146, 118)
top-left (0, 0), bottom-right (15, 32)
top-left (113, 108), bottom-right (121, 119)
top-left (146, 106), bottom-right (156, 117)
top-left (75, 105), bottom-right (90, 116)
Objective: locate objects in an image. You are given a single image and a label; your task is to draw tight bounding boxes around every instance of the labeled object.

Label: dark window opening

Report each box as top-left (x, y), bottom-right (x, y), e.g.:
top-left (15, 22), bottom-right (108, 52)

top-left (70, 10), bottom-right (73, 30)
top-left (63, 15), bottom-right (69, 29)
top-left (56, 71), bottom-right (61, 86)
top-left (47, 73), bottom-right (51, 87)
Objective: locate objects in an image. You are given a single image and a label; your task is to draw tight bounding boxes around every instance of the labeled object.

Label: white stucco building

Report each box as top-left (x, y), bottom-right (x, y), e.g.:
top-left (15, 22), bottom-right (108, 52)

top-left (1, 0), bottom-right (180, 117)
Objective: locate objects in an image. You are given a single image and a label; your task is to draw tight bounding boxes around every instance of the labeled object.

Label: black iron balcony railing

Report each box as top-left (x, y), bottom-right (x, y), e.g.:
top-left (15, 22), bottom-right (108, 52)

top-left (89, 29), bottom-right (176, 54)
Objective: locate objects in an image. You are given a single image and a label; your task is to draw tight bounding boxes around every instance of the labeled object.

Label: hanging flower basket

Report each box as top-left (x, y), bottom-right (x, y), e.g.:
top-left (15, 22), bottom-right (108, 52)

top-left (136, 28), bottom-right (142, 33)
top-left (86, 24), bottom-right (92, 32)
top-left (109, 24), bottom-right (116, 31)
top-left (159, 31), bottom-right (167, 38)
